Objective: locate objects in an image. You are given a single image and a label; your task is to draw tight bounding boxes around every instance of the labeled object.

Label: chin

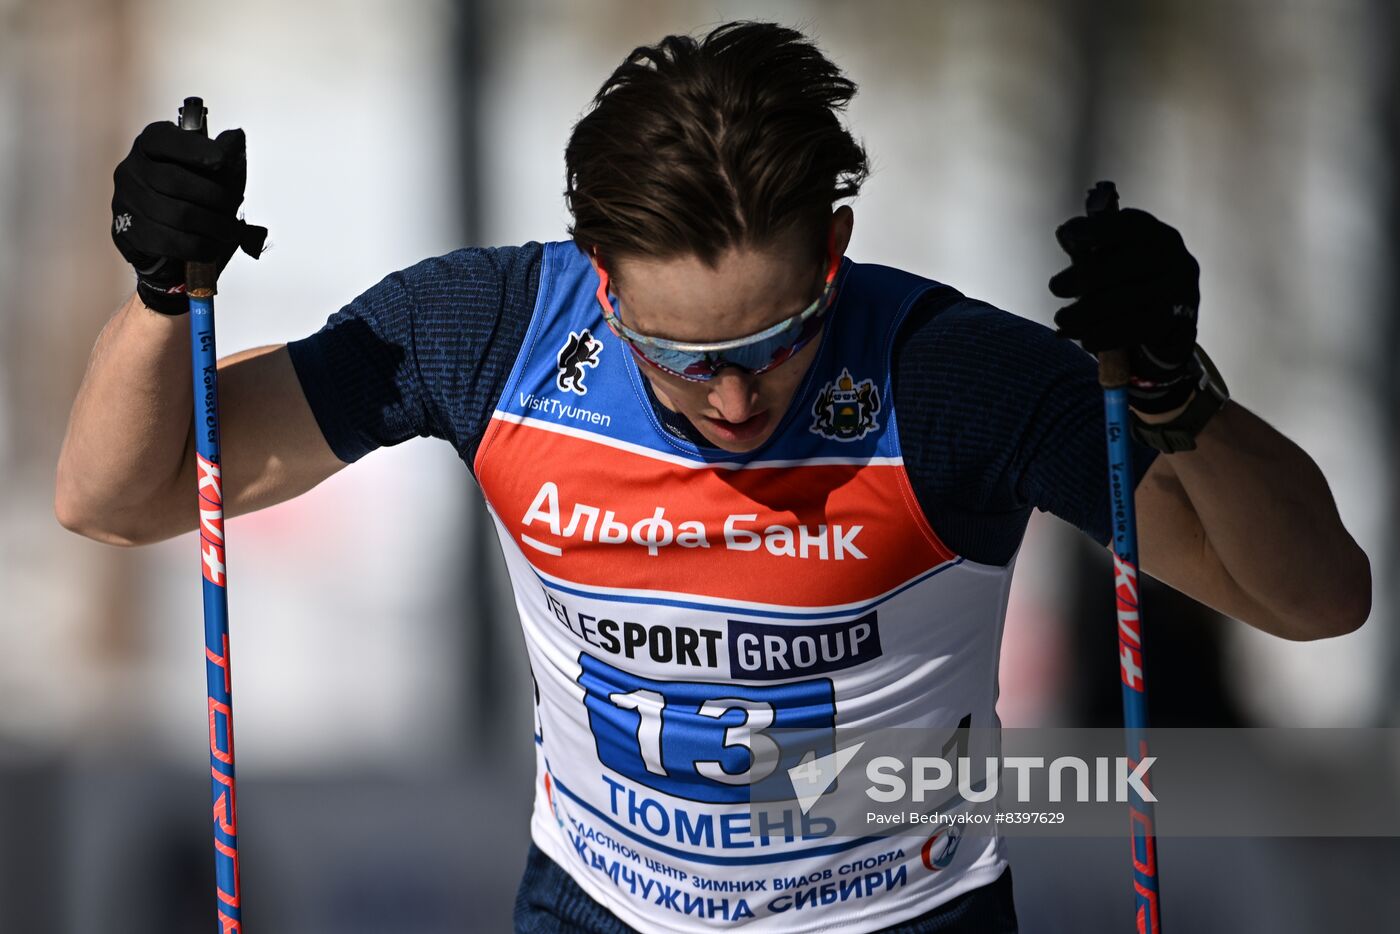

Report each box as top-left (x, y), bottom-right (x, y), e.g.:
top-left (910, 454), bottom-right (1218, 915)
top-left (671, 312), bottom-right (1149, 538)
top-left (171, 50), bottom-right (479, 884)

top-left (705, 432), bottom-right (772, 454)
top-left (691, 408), bottom-right (778, 452)
top-left (699, 418), bottom-right (781, 453)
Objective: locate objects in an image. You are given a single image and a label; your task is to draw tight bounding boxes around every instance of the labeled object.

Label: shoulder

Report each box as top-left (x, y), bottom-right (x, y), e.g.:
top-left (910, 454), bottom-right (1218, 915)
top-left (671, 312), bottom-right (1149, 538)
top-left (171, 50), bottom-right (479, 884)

top-left (892, 289), bottom-right (1100, 434)
top-left (286, 242), bottom-right (550, 463)
top-left (386, 241), bottom-right (547, 312)
top-left (888, 287), bottom-right (1102, 564)
top-left (324, 242), bottom-right (548, 332)
top-left (894, 285), bottom-right (1089, 414)
top-left (895, 290), bottom-right (1084, 380)
top-left (840, 261), bottom-right (1058, 378)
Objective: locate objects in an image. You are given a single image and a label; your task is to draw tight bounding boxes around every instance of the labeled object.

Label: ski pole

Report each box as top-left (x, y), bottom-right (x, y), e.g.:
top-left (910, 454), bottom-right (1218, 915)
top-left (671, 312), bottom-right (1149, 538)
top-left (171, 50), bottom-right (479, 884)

top-left (1086, 180), bottom-right (1162, 934)
top-left (180, 95), bottom-right (244, 934)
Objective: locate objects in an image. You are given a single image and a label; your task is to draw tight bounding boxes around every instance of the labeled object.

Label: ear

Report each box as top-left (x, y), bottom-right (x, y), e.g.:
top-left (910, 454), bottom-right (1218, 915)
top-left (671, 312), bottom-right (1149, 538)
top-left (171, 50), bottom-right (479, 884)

top-left (831, 205), bottom-right (855, 258)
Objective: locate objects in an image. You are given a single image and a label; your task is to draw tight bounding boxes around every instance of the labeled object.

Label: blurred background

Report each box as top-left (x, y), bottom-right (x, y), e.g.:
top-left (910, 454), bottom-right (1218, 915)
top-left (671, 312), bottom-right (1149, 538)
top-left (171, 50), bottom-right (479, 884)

top-left (1, 0), bottom-right (1395, 931)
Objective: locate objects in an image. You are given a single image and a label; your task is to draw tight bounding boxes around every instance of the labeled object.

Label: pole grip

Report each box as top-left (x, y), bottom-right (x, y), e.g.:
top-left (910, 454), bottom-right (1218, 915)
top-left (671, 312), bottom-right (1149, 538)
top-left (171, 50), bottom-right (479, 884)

top-left (1085, 180), bottom-right (1128, 389)
top-left (178, 97), bottom-right (219, 297)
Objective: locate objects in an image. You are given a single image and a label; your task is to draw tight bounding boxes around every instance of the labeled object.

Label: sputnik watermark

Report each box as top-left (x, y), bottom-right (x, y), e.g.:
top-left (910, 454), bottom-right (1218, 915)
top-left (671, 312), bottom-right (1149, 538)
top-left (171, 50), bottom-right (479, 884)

top-left (787, 747), bottom-right (1156, 815)
top-left (755, 728), bottom-right (1400, 838)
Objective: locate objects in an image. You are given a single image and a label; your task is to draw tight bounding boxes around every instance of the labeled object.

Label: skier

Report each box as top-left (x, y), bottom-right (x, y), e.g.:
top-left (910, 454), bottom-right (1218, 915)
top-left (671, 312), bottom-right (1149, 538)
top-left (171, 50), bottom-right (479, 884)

top-left (57, 21), bottom-right (1370, 934)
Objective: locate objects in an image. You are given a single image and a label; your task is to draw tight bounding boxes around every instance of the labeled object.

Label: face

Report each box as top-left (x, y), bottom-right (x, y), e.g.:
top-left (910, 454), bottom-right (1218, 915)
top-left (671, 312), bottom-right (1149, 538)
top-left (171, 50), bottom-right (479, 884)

top-left (592, 207), bottom-right (854, 453)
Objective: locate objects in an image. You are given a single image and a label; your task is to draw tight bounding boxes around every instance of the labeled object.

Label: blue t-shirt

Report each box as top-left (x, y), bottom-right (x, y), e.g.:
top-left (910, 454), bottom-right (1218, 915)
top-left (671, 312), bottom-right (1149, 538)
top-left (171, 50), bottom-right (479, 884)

top-left (287, 242), bottom-right (1157, 567)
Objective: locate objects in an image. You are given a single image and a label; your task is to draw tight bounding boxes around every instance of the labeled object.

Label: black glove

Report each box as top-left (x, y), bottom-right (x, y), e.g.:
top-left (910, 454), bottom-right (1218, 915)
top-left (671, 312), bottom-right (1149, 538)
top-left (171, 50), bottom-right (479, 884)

top-left (111, 121), bottom-right (267, 315)
top-left (1049, 207), bottom-right (1200, 414)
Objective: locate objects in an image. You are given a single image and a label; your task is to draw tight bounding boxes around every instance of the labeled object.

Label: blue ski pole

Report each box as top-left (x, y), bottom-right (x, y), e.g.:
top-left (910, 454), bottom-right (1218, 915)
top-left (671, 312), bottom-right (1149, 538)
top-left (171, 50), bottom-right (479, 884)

top-left (179, 95), bottom-right (244, 934)
top-left (1086, 180), bottom-right (1162, 934)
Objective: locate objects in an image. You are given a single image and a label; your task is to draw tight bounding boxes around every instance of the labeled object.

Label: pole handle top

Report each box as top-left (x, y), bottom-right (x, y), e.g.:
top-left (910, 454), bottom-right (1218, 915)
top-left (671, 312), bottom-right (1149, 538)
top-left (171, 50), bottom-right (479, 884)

top-left (179, 97), bottom-right (207, 135)
top-left (178, 97), bottom-right (217, 295)
top-left (1086, 181), bottom-right (1128, 388)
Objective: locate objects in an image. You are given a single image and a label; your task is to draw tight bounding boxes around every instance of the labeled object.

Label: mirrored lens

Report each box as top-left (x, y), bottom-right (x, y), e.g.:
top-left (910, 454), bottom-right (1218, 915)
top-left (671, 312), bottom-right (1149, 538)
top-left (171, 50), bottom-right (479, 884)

top-left (631, 318), bottom-right (817, 381)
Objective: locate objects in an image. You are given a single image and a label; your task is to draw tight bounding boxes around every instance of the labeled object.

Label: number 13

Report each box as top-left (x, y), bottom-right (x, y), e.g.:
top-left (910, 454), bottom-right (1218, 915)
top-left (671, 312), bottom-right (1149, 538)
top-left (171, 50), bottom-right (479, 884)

top-left (610, 690), bottom-right (780, 784)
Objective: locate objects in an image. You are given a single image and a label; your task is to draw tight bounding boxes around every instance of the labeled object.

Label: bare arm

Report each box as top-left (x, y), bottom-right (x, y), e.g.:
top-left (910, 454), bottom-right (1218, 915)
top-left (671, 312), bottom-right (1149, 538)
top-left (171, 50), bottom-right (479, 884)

top-left (1135, 399), bottom-right (1372, 640)
top-left (56, 291), bottom-right (346, 545)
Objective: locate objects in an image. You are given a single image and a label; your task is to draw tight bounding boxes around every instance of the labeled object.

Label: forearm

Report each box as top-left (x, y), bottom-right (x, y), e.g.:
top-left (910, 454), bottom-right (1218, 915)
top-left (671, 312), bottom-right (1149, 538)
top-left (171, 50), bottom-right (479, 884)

top-left (1155, 400), bottom-right (1371, 637)
top-left (56, 291), bottom-right (195, 543)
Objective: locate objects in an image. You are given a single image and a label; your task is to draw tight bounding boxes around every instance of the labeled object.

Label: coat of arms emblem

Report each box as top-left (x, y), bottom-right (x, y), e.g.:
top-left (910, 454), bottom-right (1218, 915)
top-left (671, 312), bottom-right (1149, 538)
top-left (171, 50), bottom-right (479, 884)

top-left (811, 367), bottom-right (880, 441)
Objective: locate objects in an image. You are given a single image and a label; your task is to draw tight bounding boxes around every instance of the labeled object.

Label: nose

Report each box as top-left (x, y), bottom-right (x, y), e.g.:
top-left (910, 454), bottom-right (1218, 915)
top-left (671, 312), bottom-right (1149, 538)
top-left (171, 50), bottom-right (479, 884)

top-left (707, 368), bottom-right (761, 422)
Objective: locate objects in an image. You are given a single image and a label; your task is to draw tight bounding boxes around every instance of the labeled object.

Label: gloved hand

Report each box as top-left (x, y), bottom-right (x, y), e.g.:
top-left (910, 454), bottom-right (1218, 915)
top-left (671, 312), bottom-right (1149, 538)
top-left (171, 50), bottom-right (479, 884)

top-left (111, 121), bottom-right (267, 315)
top-left (1049, 207), bottom-right (1200, 414)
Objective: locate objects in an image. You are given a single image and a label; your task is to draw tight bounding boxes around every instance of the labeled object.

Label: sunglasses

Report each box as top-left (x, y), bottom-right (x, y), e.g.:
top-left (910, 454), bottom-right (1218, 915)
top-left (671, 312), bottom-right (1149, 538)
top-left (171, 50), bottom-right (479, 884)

top-left (592, 232), bottom-right (841, 382)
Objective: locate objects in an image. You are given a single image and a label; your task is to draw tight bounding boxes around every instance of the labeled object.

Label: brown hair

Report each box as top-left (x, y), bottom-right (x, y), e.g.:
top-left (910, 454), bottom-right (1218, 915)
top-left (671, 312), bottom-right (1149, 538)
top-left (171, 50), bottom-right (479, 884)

top-left (565, 21), bottom-right (868, 268)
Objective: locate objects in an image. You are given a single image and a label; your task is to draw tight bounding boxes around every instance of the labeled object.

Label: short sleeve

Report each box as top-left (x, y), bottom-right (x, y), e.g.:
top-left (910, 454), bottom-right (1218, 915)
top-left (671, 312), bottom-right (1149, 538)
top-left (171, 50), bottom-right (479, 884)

top-left (893, 295), bottom-right (1160, 564)
top-left (287, 243), bottom-right (543, 467)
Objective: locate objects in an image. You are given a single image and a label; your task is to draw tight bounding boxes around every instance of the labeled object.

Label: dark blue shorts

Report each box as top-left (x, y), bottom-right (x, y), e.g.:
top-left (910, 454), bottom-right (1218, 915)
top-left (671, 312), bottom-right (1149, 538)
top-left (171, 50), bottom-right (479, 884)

top-left (514, 844), bottom-right (1018, 933)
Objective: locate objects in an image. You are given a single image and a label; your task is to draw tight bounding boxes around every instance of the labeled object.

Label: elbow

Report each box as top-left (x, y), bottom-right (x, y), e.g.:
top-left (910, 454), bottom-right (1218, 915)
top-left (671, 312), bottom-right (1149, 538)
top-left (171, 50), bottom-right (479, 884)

top-left (1284, 547), bottom-right (1373, 641)
top-left (1328, 547), bottom-right (1373, 636)
top-left (54, 485), bottom-right (156, 547)
top-left (54, 450), bottom-right (190, 546)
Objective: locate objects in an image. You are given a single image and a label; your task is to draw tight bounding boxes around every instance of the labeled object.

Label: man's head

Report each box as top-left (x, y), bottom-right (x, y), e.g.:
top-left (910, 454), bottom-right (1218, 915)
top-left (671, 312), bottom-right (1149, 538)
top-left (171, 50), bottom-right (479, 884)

top-left (565, 22), bottom-right (867, 452)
